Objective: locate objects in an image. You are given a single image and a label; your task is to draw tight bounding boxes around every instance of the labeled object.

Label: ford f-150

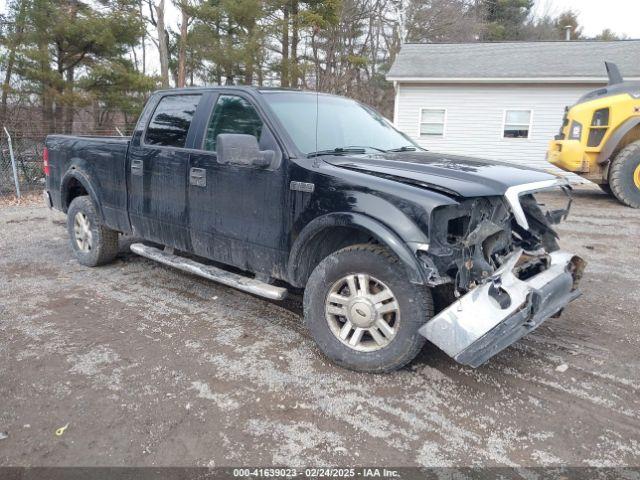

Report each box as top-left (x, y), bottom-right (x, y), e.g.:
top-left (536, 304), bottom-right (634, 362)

top-left (43, 87), bottom-right (585, 372)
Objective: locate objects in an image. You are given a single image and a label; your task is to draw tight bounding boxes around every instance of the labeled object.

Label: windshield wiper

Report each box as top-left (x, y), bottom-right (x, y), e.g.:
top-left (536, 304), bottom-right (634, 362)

top-left (386, 146), bottom-right (418, 152)
top-left (307, 147), bottom-right (366, 158)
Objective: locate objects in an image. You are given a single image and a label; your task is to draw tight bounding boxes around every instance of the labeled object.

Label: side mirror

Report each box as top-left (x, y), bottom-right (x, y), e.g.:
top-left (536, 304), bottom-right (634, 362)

top-left (216, 133), bottom-right (272, 168)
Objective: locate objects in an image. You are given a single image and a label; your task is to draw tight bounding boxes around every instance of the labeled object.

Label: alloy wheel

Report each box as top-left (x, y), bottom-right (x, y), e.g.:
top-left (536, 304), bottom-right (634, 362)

top-left (73, 212), bottom-right (93, 252)
top-left (325, 273), bottom-right (400, 352)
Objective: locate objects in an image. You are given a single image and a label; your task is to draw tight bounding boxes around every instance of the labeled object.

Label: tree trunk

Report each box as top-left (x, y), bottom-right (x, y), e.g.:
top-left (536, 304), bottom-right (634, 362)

top-left (64, 67), bottom-right (75, 134)
top-left (156, 0), bottom-right (170, 88)
top-left (244, 23), bottom-right (255, 85)
top-left (1, 43), bottom-right (18, 124)
top-left (244, 61), bottom-right (253, 85)
top-left (280, 4), bottom-right (289, 88)
top-left (177, 2), bottom-right (189, 88)
top-left (131, 44), bottom-right (139, 72)
top-left (189, 48), bottom-right (194, 86)
top-left (54, 53), bottom-right (65, 133)
top-left (38, 34), bottom-right (53, 134)
top-left (290, 0), bottom-right (299, 87)
top-left (139, 0), bottom-right (146, 75)
top-left (62, 0), bottom-right (78, 134)
top-left (42, 91), bottom-right (54, 135)
top-left (92, 101), bottom-right (101, 134)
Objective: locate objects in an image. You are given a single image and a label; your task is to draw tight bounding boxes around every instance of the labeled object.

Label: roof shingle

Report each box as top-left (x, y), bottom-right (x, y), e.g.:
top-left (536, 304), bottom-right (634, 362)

top-left (387, 41), bottom-right (640, 81)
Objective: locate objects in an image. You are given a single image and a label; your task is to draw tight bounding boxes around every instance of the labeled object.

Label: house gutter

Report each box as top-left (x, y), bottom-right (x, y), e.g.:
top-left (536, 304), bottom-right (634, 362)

top-left (385, 76), bottom-right (640, 84)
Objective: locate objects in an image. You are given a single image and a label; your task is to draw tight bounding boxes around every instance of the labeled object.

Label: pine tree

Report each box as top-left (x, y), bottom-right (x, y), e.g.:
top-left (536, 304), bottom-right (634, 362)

top-left (481, 0), bottom-right (534, 41)
top-left (16, 0), bottom-right (152, 133)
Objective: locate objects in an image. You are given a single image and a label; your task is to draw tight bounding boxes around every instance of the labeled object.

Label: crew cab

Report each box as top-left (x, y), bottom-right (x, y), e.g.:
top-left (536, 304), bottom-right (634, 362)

top-left (44, 87), bottom-right (585, 372)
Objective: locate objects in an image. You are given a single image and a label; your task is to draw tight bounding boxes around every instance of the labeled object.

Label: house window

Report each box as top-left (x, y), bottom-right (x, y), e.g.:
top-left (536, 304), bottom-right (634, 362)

top-left (420, 108), bottom-right (446, 137)
top-left (503, 110), bottom-right (532, 139)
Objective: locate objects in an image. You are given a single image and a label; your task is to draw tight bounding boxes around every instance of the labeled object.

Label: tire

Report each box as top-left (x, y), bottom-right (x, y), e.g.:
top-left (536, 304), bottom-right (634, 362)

top-left (303, 244), bottom-right (433, 373)
top-left (67, 195), bottom-right (119, 267)
top-left (609, 141), bottom-right (640, 208)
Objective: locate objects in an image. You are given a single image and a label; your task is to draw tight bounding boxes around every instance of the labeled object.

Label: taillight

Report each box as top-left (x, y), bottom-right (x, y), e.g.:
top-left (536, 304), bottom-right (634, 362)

top-left (43, 147), bottom-right (50, 175)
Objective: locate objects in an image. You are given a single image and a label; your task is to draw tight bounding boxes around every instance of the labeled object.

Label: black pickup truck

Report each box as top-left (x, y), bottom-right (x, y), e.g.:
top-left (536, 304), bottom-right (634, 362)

top-left (44, 87), bottom-right (585, 372)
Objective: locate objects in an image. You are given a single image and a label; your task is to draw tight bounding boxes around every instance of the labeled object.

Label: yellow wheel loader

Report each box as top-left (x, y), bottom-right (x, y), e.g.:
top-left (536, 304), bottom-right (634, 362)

top-left (548, 62), bottom-right (640, 207)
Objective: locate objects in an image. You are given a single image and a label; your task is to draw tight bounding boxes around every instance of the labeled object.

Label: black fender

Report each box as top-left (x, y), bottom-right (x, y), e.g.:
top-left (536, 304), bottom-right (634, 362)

top-left (60, 164), bottom-right (104, 222)
top-left (598, 117), bottom-right (640, 164)
top-left (287, 212), bottom-right (425, 287)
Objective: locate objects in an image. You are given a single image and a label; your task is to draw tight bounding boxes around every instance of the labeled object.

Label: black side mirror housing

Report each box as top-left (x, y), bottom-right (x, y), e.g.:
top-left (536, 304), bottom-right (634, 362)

top-left (216, 134), bottom-right (273, 168)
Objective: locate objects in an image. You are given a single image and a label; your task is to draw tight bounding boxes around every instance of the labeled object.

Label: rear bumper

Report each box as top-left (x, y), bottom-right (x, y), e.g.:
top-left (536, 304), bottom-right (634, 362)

top-left (419, 250), bottom-right (586, 368)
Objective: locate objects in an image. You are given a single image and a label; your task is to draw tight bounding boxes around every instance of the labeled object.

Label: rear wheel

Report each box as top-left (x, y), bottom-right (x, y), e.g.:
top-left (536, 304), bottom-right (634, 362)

top-left (67, 196), bottom-right (119, 266)
top-left (609, 141), bottom-right (640, 208)
top-left (303, 244), bottom-right (433, 373)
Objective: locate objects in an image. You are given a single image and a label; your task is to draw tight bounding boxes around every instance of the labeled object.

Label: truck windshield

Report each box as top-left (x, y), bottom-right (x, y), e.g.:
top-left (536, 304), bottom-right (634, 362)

top-left (262, 92), bottom-right (419, 156)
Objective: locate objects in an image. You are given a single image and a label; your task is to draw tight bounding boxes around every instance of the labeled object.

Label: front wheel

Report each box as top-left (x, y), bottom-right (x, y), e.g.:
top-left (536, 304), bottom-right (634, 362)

top-left (609, 141), bottom-right (640, 208)
top-left (303, 244), bottom-right (433, 373)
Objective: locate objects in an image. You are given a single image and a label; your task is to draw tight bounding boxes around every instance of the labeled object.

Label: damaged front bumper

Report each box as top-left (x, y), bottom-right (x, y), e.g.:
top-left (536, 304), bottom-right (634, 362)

top-left (418, 249), bottom-right (586, 368)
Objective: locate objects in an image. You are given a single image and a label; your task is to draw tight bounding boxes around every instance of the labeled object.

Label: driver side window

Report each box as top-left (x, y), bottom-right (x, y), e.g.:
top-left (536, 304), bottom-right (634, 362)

top-left (203, 95), bottom-right (264, 151)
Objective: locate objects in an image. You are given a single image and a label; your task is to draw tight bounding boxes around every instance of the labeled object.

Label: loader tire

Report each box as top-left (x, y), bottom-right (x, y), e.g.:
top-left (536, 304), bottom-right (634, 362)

top-left (609, 141), bottom-right (640, 208)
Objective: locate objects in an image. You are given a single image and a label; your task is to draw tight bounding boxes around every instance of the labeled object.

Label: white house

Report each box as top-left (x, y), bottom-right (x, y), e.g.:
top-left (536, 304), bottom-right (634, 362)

top-left (387, 40), bottom-right (640, 171)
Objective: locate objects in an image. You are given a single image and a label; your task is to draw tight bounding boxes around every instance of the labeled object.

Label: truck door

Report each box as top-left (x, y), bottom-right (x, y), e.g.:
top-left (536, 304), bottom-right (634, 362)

top-left (188, 92), bottom-right (289, 279)
top-left (128, 93), bottom-right (203, 251)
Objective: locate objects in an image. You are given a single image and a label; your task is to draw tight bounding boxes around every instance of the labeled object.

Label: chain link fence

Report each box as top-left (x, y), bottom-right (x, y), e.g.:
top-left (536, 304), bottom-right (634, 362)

top-left (1, 122), bottom-right (133, 198)
top-left (0, 129), bottom-right (46, 196)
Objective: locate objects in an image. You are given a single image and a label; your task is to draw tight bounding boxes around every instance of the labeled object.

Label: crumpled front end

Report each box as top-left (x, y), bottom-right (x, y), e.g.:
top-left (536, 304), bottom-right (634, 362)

top-left (417, 178), bottom-right (585, 367)
top-left (419, 249), bottom-right (585, 367)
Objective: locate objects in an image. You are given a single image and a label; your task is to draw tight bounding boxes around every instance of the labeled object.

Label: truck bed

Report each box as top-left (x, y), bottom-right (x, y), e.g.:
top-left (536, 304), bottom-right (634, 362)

top-left (46, 134), bottom-right (132, 233)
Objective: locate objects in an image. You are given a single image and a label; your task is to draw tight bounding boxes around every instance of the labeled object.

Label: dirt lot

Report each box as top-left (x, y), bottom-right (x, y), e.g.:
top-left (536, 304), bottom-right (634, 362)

top-left (1, 186), bottom-right (639, 468)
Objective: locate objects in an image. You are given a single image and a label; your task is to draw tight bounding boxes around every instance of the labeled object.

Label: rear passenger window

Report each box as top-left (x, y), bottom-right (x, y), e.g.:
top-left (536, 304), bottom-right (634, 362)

top-left (203, 95), bottom-right (263, 151)
top-left (145, 94), bottom-right (202, 147)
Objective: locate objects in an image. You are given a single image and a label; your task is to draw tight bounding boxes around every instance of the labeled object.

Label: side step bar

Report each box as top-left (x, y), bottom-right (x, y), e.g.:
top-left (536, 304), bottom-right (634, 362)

top-left (130, 243), bottom-right (288, 300)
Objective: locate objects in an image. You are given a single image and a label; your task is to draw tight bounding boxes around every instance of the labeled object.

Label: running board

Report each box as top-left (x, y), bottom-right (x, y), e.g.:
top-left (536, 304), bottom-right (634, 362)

top-left (130, 243), bottom-right (288, 300)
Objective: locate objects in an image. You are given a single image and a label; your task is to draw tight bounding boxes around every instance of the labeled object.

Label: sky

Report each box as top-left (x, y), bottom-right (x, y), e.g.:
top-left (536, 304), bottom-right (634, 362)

top-left (532, 0), bottom-right (640, 38)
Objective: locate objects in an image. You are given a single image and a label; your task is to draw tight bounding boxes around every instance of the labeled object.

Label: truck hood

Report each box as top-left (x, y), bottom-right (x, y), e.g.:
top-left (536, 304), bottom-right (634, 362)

top-left (324, 151), bottom-right (561, 198)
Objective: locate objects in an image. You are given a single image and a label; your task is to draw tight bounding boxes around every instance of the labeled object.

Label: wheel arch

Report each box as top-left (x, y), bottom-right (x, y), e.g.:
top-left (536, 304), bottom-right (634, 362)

top-left (60, 164), bottom-right (104, 222)
top-left (598, 117), bottom-right (640, 165)
top-left (287, 212), bottom-right (424, 288)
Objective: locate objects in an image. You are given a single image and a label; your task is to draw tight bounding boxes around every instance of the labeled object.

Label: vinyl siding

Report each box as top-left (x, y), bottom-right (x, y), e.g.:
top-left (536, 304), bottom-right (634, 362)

top-left (394, 83), bottom-right (603, 175)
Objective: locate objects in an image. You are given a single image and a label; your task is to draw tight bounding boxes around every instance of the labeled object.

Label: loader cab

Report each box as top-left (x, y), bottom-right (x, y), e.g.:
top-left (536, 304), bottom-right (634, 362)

top-left (547, 62), bottom-right (640, 208)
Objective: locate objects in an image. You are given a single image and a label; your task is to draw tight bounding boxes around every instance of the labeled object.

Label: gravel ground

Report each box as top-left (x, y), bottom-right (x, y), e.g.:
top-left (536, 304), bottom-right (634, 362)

top-left (0, 185), bottom-right (639, 468)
